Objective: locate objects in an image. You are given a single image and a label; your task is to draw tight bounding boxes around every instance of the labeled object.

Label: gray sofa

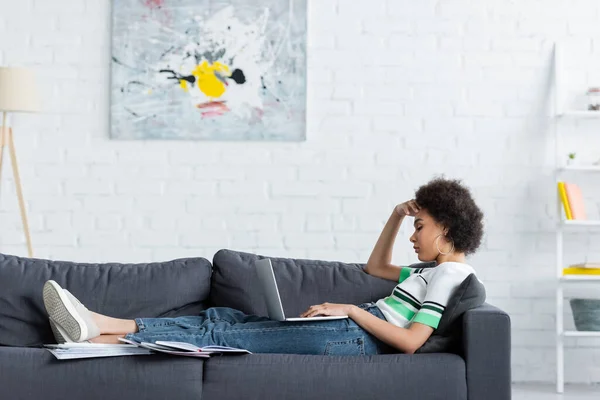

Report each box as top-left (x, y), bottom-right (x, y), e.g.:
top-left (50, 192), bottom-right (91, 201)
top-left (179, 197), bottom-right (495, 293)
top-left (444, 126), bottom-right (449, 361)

top-left (0, 249), bottom-right (511, 400)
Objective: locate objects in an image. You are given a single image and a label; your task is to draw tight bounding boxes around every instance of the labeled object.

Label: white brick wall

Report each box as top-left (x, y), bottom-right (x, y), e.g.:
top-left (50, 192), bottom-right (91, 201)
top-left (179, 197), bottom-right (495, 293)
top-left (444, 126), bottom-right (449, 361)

top-left (1, 0), bottom-right (600, 384)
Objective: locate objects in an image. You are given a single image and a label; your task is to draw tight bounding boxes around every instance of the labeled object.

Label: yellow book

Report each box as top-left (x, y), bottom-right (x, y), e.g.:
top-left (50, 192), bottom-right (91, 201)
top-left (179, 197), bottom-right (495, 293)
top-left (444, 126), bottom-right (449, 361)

top-left (563, 267), bottom-right (600, 275)
top-left (558, 182), bottom-right (572, 220)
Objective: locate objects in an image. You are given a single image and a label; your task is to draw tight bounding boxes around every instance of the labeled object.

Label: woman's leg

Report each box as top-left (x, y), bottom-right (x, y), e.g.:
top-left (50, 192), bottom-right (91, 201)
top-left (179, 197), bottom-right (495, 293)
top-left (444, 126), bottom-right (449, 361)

top-left (126, 315), bottom-right (390, 355)
top-left (131, 307), bottom-right (271, 332)
top-left (89, 334), bottom-right (125, 344)
top-left (89, 304), bottom-right (395, 352)
top-left (88, 307), bottom-right (273, 344)
top-left (43, 279), bottom-right (257, 342)
top-left (45, 277), bottom-right (393, 353)
top-left (85, 306), bottom-right (269, 343)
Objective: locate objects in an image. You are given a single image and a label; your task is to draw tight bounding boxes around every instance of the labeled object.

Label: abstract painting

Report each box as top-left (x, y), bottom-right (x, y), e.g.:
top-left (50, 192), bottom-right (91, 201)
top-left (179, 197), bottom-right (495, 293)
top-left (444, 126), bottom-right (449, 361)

top-left (110, 0), bottom-right (306, 141)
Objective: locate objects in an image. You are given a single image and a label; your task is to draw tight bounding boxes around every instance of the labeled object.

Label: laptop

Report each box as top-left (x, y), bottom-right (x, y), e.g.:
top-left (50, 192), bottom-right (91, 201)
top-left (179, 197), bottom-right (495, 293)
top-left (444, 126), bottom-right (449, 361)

top-left (254, 259), bottom-right (348, 322)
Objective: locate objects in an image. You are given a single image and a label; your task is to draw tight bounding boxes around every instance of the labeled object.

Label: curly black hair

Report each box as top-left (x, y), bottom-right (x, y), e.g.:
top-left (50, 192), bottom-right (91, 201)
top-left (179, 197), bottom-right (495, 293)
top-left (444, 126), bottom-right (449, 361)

top-left (414, 176), bottom-right (484, 255)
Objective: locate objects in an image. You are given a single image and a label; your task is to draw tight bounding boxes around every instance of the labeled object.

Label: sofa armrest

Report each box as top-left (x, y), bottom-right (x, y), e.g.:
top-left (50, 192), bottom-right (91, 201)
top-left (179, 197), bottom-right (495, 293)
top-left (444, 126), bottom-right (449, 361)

top-left (462, 303), bottom-right (511, 400)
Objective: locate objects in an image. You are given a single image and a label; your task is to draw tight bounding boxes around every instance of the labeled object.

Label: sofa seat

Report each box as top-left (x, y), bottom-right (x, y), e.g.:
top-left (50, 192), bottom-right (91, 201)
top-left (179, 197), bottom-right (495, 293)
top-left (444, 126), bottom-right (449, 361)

top-left (203, 353), bottom-right (467, 400)
top-left (1, 348), bottom-right (467, 400)
top-left (0, 347), bottom-right (205, 400)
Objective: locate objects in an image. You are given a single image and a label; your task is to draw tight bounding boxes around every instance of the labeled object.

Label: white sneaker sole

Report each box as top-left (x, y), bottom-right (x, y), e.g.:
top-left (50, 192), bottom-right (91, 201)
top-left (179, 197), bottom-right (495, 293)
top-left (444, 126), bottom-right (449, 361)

top-left (49, 318), bottom-right (73, 343)
top-left (43, 280), bottom-right (88, 342)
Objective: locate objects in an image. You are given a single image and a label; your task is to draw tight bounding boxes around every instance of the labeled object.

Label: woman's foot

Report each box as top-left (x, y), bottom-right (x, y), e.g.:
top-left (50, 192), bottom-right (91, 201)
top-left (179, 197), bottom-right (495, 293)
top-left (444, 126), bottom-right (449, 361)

top-left (43, 280), bottom-right (100, 342)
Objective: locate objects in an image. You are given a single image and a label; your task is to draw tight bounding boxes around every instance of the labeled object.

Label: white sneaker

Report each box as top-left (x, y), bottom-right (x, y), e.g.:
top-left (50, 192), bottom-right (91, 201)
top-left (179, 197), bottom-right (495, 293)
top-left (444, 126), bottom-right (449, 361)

top-left (49, 318), bottom-right (91, 343)
top-left (43, 280), bottom-right (100, 342)
top-left (49, 318), bottom-right (73, 343)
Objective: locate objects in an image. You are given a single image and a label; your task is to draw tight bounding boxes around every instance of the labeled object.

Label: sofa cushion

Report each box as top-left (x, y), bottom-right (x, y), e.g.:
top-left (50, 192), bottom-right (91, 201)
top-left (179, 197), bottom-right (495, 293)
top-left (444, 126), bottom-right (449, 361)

top-left (210, 249), bottom-right (434, 318)
top-left (0, 347), bottom-right (204, 400)
top-left (202, 353), bottom-right (467, 400)
top-left (415, 273), bottom-right (486, 354)
top-left (0, 253), bottom-right (212, 346)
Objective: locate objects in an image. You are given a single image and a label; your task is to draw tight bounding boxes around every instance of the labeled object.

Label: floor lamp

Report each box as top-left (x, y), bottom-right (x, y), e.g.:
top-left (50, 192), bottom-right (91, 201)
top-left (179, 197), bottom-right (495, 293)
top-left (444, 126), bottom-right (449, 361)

top-left (0, 67), bottom-right (40, 258)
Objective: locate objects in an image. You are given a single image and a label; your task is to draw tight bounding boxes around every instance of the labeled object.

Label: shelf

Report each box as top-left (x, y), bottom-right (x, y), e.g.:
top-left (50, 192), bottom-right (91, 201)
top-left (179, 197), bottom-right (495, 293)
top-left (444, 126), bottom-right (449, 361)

top-left (560, 275), bottom-right (600, 282)
top-left (558, 165), bottom-right (600, 172)
top-left (561, 220), bottom-right (600, 227)
top-left (558, 110), bottom-right (600, 118)
top-left (562, 331), bottom-right (600, 337)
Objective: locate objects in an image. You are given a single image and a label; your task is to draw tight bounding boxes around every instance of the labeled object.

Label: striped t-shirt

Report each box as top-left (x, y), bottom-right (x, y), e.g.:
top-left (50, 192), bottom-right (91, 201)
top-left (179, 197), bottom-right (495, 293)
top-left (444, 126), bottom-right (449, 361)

top-left (375, 262), bottom-right (478, 329)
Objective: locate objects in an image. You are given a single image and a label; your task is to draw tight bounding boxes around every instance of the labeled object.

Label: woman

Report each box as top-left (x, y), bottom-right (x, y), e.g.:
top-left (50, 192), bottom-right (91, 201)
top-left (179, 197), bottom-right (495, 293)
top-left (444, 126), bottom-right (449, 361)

top-left (43, 177), bottom-right (484, 355)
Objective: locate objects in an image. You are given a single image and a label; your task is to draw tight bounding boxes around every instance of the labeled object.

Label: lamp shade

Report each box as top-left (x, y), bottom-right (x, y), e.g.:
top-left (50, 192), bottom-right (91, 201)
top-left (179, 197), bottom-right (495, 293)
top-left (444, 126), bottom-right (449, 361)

top-left (0, 67), bottom-right (40, 113)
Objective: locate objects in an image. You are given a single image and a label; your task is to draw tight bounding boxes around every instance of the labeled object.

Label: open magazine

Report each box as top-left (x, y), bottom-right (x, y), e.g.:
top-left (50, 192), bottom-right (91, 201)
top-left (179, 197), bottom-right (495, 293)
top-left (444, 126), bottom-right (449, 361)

top-left (43, 343), bottom-right (153, 360)
top-left (44, 338), bottom-right (251, 360)
top-left (120, 337), bottom-right (252, 356)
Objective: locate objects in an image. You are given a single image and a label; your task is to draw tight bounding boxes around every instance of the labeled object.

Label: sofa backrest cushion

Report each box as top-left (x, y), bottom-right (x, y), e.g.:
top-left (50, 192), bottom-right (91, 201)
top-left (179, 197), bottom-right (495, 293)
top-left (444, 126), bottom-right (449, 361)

top-left (415, 273), bottom-right (486, 354)
top-left (210, 249), bottom-right (436, 318)
top-left (0, 253), bottom-right (212, 346)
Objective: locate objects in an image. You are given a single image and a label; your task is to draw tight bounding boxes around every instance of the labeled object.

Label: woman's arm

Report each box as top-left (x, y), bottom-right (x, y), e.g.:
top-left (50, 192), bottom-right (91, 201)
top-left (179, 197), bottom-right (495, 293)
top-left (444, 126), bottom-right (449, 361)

top-left (348, 305), bottom-right (434, 354)
top-left (364, 209), bottom-right (403, 281)
top-left (364, 201), bottom-right (419, 281)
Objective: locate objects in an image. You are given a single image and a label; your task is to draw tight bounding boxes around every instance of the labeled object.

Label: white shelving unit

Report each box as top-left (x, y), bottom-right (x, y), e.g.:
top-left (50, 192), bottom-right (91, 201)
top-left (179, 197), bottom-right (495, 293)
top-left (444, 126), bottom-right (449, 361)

top-left (553, 42), bottom-right (600, 394)
top-left (558, 110), bottom-right (600, 118)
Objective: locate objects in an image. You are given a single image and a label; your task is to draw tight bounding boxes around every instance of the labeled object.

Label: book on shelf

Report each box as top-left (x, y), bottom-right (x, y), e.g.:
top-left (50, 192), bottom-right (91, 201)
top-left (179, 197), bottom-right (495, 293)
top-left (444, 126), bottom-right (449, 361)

top-left (564, 182), bottom-right (587, 219)
top-left (558, 182), bottom-right (572, 219)
top-left (563, 267), bottom-right (600, 275)
top-left (563, 261), bottom-right (600, 275)
top-left (568, 261), bottom-right (600, 269)
top-left (557, 181), bottom-right (586, 220)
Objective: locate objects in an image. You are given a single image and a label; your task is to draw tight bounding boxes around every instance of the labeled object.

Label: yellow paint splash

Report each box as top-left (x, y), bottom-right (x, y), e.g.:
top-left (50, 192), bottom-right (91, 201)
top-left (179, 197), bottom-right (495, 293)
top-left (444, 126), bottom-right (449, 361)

top-left (191, 61), bottom-right (231, 98)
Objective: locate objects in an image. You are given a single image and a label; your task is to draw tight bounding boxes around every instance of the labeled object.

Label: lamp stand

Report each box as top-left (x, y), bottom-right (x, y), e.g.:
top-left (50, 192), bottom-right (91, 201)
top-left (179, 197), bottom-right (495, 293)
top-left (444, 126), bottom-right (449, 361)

top-left (0, 111), bottom-right (33, 258)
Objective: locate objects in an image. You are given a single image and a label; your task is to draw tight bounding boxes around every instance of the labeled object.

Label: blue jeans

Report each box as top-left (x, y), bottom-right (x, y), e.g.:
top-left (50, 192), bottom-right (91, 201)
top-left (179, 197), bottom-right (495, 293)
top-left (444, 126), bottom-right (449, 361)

top-left (125, 302), bottom-right (396, 355)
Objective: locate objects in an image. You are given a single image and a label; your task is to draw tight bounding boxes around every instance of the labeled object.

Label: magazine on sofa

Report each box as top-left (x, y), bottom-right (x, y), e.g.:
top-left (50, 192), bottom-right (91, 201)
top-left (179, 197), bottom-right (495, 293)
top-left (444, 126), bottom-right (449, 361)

top-left (43, 339), bottom-right (251, 360)
top-left (119, 337), bottom-right (252, 356)
top-left (43, 343), bottom-right (154, 360)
